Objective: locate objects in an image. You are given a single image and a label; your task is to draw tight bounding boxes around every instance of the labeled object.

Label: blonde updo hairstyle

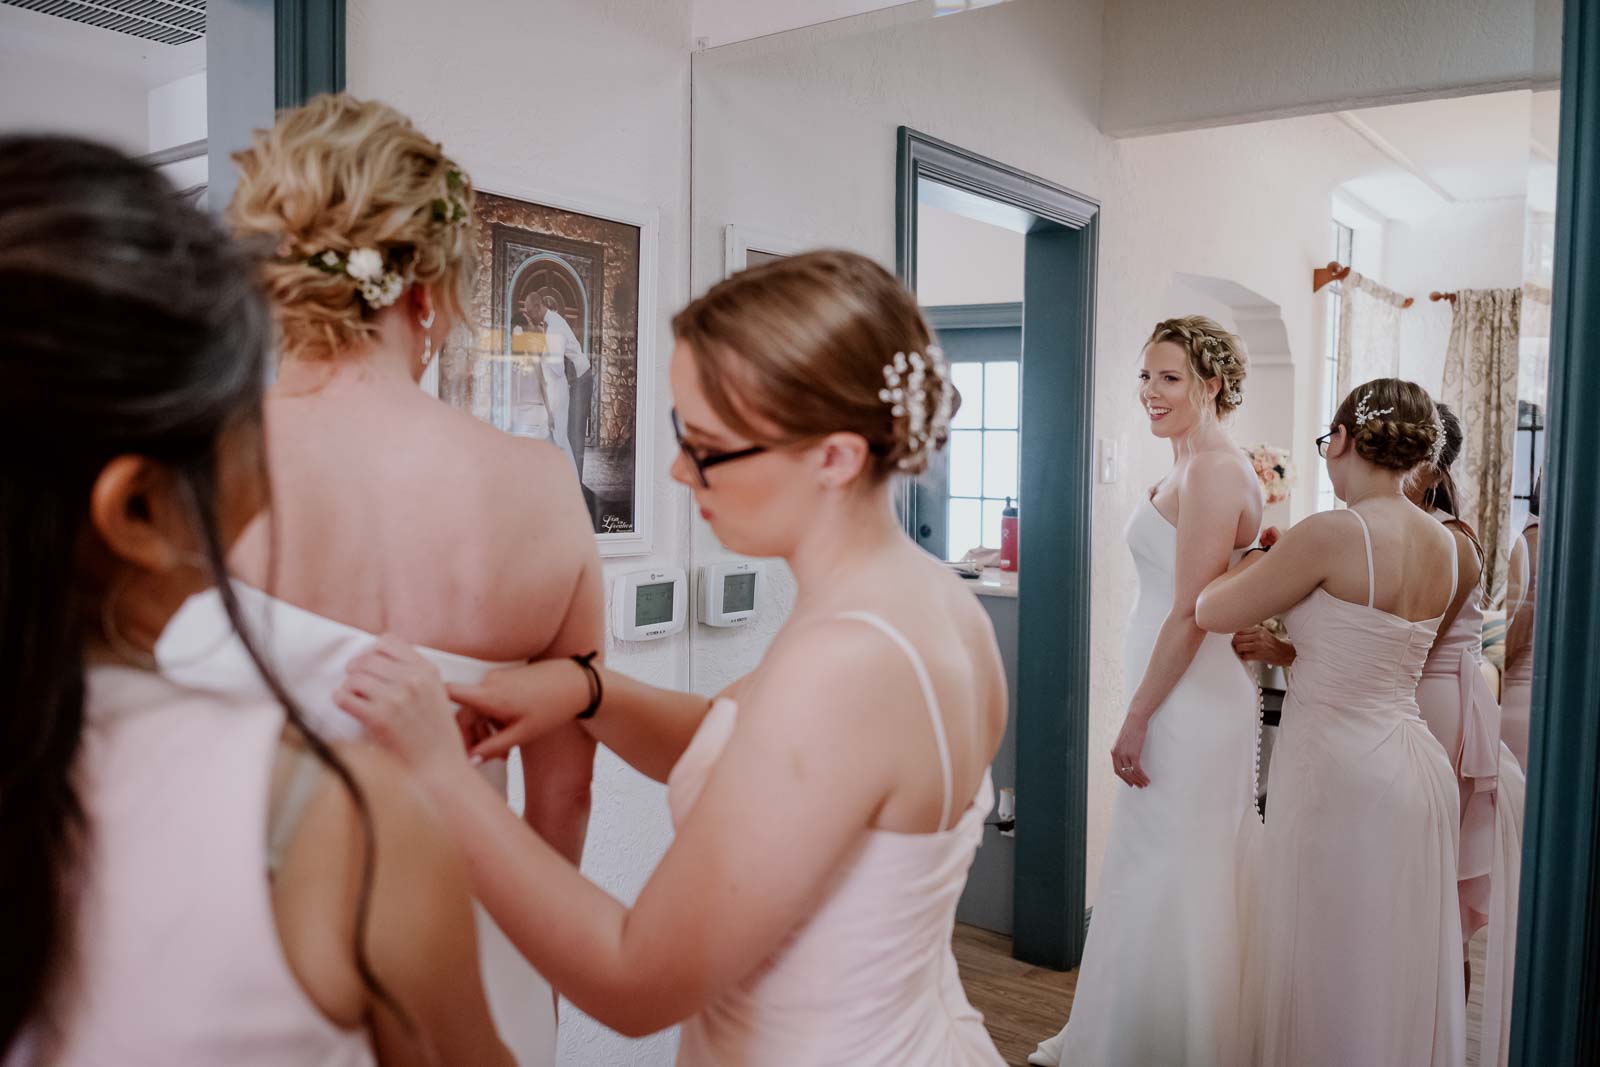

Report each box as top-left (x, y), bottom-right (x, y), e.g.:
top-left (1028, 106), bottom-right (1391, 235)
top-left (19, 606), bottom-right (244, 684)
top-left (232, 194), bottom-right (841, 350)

top-left (229, 94), bottom-right (474, 361)
top-left (1145, 315), bottom-right (1248, 419)
top-left (671, 250), bottom-right (953, 481)
top-left (1332, 378), bottom-right (1441, 471)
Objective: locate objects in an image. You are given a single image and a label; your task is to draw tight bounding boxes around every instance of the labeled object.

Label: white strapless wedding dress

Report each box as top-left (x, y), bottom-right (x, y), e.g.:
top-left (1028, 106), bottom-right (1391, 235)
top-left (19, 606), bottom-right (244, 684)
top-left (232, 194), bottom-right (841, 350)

top-left (1031, 496), bottom-right (1259, 1066)
top-left (156, 583), bottom-right (557, 1067)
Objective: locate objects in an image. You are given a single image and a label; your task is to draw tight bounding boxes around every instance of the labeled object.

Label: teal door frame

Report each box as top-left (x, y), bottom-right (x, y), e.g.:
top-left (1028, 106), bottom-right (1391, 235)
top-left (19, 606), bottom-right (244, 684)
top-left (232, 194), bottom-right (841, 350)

top-left (276, 0), bottom-right (345, 107)
top-left (1511, 0), bottom-right (1600, 1060)
top-left (897, 127), bottom-right (1099, 969)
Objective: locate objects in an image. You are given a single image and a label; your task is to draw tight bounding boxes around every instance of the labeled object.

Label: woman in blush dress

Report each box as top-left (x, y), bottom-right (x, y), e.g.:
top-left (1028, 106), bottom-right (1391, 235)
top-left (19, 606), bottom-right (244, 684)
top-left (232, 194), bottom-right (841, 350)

top-left (1198, 378), bottom-right (1465, 1067)
top-left (337, 252), bottom-right (1009, 1065)
top-left (1240, 402), bottom-right (1525, 1064)
top-left (1501, 471), bottom-right (1541, 770)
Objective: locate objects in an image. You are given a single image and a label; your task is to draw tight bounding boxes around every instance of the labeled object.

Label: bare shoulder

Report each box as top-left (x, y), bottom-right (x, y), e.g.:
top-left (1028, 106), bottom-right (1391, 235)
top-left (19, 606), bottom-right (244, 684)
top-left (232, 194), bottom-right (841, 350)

top-left (754, 620), bottom-right (891, 715)
top-left (754, 570), bottom-right (998, 733)
top-left (1281, 508), bottom-right (1356, 551)
top-left (1184, 447), bottom-right (1257, 496)
top-left (416, 401), bottom-right (594, 541)
top-left (1440, 520), bottom-right (1485, 579)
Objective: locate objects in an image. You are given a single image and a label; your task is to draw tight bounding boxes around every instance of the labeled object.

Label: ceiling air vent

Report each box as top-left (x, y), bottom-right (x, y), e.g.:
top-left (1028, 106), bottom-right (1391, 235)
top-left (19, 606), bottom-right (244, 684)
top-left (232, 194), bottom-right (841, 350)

top-left (2, 0), bottom-right (205, 46)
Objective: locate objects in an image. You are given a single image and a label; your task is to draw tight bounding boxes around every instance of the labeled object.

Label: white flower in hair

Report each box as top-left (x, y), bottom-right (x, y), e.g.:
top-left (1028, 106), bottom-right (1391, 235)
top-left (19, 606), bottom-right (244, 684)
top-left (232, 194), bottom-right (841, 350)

top-left (320, 250), bottom-right (341, 268)
top-left (346, 248), bottom-right (385, 282)
top-left (1353, 390), bottom-right (1395, 427)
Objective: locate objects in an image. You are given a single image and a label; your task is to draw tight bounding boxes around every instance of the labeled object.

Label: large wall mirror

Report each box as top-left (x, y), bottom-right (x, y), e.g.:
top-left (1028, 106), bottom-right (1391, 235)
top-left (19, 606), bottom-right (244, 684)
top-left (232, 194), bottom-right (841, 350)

top-left (690, 1), bottom-right (1591, 1065)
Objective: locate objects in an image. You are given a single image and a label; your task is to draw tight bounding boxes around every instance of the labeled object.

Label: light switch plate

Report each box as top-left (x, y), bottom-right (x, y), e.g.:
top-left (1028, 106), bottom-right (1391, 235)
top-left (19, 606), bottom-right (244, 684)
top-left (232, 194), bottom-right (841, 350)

top-left (1097, 437), bottom-right (1120, 483)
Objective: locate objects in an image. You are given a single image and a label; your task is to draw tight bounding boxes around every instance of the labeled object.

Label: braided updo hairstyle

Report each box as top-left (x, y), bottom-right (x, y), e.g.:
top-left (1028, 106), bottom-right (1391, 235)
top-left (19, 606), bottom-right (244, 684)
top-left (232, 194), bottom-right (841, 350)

top-left (1332, 378), bottom-right (1441, 471)
top-left (671, 250), bottom-right (954, 480)
top-left (1145, 315), bottom-right (1248, 418)
top-left (229, 94), bottom-right (474, 362)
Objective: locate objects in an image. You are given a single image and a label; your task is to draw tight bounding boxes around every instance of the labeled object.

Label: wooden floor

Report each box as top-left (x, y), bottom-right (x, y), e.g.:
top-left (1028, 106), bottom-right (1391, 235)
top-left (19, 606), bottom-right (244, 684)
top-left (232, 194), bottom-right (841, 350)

top-left (953, 923), bottom-right (1489, 1067)
top-left (952, 924), bottom-right (1075, 1066)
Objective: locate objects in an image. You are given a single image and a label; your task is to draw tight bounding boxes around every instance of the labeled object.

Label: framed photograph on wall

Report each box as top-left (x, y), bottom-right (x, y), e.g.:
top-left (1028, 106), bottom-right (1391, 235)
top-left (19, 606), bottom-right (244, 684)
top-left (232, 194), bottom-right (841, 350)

top-left (439, 178), bottom-right (657, 557)
top-left (723, 224), bottom-right (807, 278)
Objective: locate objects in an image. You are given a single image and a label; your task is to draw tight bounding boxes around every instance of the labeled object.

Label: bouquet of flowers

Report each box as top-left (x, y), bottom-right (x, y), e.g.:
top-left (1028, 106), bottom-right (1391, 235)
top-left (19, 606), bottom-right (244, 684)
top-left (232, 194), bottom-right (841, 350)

top-left (1244, 443), bottom-right (1295, 506)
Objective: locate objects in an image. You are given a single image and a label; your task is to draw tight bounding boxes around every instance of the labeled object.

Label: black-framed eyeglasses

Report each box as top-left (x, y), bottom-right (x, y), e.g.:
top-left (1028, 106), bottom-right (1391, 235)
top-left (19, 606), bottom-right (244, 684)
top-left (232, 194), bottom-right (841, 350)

top-left (1316, 429), bottom-right (1337, 458)
top-left (672, 408), bottom-right (767, 488)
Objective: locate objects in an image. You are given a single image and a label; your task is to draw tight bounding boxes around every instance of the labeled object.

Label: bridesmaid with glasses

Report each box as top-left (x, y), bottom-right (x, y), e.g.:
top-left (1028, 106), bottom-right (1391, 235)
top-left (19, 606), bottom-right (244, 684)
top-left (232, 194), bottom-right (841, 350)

top-left (338, 251), bottom-right (1009, 1065)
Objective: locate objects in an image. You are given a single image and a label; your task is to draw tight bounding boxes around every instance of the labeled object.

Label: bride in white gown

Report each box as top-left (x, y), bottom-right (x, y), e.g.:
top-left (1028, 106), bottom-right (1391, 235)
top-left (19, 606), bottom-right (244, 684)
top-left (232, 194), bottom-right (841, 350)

top-left (1031, 317), bottom-right (1262, 1067)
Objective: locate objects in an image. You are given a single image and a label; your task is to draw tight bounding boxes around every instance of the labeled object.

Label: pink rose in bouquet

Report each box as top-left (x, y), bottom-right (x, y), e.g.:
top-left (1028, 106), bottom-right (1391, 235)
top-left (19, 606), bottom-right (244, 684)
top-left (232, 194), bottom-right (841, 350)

top-left (1244, 444), bottom-right (1294, 506)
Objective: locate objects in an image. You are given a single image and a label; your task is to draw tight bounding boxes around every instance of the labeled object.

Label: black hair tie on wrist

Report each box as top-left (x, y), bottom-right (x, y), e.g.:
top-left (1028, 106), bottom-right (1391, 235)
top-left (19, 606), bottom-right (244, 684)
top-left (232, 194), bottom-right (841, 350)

top-left (1244, 545), bottom-right (1270, 559)
top-left (571, 651), bottom-right (603, 720)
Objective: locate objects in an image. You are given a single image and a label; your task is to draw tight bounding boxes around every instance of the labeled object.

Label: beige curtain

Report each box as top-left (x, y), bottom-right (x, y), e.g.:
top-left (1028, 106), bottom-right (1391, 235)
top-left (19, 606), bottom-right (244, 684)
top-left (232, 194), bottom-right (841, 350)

top-left (1519, 283), bottom-right (1552, 413)
top-left (1442, 288), bottom-right (1523, 598)
top-left (1336, 272), bottom-right (1406, 398)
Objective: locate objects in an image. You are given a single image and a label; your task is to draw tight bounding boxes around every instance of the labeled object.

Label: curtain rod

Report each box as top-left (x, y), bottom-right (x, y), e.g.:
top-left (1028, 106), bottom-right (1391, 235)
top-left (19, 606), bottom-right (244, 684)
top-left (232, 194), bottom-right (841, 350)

top-left (1313, 261), bottom-right (1416, 308)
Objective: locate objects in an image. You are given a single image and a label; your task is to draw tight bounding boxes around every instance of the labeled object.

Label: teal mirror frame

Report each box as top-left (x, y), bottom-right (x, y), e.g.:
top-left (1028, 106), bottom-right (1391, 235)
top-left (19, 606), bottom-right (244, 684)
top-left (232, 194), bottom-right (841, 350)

top-left (277, 0), bottom-right (345, 108)
top-left (1511, 0), bottom-right (1600, 1061)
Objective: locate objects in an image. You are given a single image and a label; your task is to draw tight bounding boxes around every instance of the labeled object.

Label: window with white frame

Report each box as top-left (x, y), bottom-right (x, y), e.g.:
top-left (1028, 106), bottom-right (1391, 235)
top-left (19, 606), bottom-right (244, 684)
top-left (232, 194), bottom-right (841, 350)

top-left (944, 360), bottom-right (1020, 560)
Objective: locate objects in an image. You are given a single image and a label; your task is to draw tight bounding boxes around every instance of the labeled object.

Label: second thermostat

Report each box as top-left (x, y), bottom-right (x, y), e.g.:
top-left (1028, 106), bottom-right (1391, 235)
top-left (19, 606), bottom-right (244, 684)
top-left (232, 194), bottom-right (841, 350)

top-left (698, 561), bottom-right (764, 627)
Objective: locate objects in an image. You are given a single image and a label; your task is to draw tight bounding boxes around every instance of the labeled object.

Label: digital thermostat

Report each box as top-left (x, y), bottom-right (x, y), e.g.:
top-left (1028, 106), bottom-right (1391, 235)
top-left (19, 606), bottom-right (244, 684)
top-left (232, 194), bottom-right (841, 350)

top-left (699, 561), bottom-right (764, 627)
top-left (611, 568), bottom-right (687, 642)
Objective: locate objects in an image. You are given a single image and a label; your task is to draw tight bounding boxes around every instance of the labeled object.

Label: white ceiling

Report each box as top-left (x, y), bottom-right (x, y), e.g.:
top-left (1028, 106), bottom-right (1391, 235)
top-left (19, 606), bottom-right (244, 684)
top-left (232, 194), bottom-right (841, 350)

top-left (0, 3), bottom-right (204, 88)
top-left (691, 0), bottom-right (912, 49)
top-left (1333, 90), bottom-right (1553, 222)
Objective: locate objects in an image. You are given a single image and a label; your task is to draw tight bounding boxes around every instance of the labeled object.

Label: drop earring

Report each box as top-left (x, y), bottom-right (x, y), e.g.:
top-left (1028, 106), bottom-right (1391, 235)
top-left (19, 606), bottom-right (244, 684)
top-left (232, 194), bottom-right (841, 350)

top-left (419, 306), bottom-right (437, 368)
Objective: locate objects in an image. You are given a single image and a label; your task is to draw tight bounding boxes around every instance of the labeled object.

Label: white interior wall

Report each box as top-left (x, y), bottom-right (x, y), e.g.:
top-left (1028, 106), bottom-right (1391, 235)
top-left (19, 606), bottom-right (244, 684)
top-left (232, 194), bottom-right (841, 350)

top-left (0, 38), bottom-right (148, 153)
top-left (916, 203), bottom-right (1026, 306)
top-left (149, 70), bottom-right (207, 151)
top-left (1101, 0), bottom-right (1557, 135)
top-left (1381, 199), bottom-right (1530, 393)
top-left (347, 2), bottom-right (692, 1063)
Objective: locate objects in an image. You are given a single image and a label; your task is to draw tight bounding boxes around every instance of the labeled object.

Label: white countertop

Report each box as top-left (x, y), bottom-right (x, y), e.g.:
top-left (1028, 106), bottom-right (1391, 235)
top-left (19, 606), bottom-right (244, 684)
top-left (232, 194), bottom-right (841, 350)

top-left (969, 567), bottom-right (1018, 599)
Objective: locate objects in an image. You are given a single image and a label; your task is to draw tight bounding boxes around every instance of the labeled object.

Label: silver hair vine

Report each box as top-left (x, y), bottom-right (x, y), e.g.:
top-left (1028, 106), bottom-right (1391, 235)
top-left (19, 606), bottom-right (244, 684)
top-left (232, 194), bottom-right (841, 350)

top-left (879, 346), bottom-right (953, 471)
top-left (1428, 407), bottom-right (1447, 467)
top-left (1199, 335), bottom-right (1243, 407)
top-left (1353, 390), bottom-right (1396, 427)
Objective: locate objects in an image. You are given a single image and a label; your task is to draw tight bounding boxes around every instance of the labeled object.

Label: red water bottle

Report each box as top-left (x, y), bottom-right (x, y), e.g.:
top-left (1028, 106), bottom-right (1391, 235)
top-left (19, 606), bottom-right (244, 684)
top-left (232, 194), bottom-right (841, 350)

top-left (999, 497), bottom-right (1019, 572)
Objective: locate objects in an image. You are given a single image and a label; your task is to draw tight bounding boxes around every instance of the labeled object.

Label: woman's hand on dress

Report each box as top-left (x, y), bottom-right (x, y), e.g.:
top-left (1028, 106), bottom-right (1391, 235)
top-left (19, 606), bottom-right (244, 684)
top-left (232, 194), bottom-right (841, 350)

top-left (336, 635), bottom-right (469, 785)
top-left (1111, 714), bottom-right (1152, 788)
top-left (447, 658), bottom-right (590, 763)
top-left (1232, 626), bottom-right (1296, 667)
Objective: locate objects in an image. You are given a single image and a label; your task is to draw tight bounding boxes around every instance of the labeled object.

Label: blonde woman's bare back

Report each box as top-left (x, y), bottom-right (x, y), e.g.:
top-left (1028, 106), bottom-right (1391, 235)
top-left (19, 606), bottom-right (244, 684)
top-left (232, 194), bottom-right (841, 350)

top-left (230, 365), bottom-right (602, 1067)
top-left (235, 371), bottom-right (600, 662)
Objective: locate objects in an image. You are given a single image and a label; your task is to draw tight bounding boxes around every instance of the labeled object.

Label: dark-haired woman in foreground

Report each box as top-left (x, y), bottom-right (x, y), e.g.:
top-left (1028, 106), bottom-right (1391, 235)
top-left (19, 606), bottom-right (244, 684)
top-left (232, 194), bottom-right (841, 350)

top-left (0, 137), bottom-right (509, 1067)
